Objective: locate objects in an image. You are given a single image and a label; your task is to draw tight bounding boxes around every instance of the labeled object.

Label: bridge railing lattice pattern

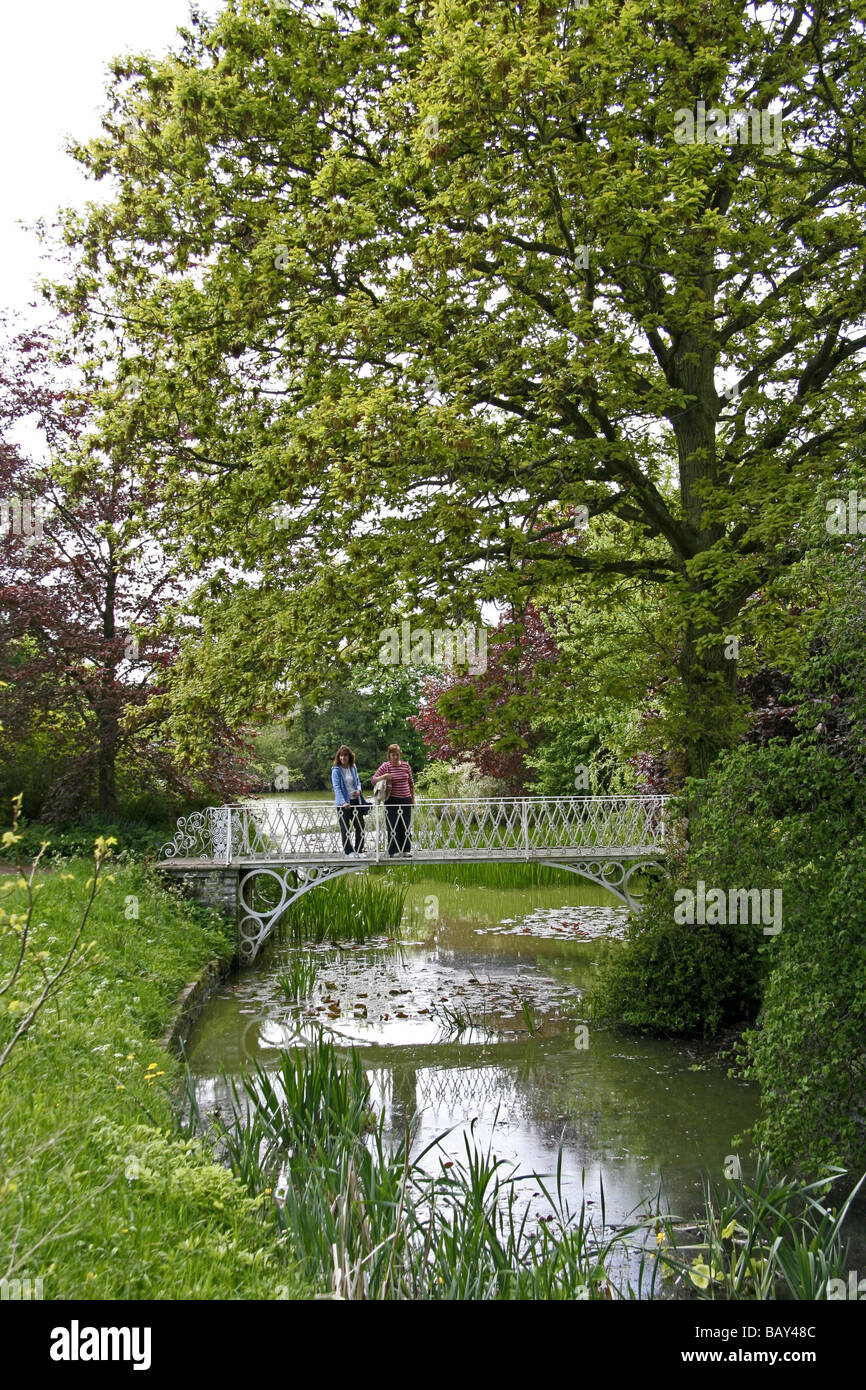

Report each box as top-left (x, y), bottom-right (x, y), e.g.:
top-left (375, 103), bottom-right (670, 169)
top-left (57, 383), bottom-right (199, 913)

top-left (159, 795), bottom-right (668, 865)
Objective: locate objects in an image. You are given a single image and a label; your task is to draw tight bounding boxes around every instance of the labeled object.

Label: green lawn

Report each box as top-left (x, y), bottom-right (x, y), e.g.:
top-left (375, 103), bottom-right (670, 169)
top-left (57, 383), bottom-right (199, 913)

top-left (0, 851), bottom-right (307, 1300)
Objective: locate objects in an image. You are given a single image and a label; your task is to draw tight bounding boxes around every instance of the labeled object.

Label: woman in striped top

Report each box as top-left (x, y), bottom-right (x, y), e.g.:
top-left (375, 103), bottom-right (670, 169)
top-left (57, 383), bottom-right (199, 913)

top-left (372, 743), bottom-right (415, 857)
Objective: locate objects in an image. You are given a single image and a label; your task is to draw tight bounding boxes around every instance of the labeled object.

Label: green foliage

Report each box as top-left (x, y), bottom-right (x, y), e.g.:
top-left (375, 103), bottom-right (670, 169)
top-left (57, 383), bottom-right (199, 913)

top-left (588, 868), bottom-right (768, 1038)
top-left (525, 577), bottom-right (670, 794)
top-left (52, 1), bottom-right (866, 777)
top-left (280, 873), bottom-right (406, 943)
top-left (659, 1151), bottom-right (862, 1300)
top-left (246, 724), bottom-right (305, 790)
top-left (686, 737), bottom-right (866, 1171)
top-left (258, 666), bottom-right (429, 789)
top-left (589, 735), bottom-right (866, 1175)
top-left (790, 545), bottom-right (866, 775)
top-left (589, 739), bottom-right (847, 1037)
top-left (414, 759), bottom-right (502, 799)
top-left (9, 814), bottom-right (179, 863)
top-left (0, 855), bottom-right (305, 1298)
top-left (740, 825), bottom-right (866, 1174)
top-left (526, 704), bottom-right (637, 796)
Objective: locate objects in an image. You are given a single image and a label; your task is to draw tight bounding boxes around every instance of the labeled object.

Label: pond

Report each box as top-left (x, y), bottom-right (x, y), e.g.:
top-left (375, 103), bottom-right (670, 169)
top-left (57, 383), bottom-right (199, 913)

top-left (185, 863), bottom-right (766, 1285)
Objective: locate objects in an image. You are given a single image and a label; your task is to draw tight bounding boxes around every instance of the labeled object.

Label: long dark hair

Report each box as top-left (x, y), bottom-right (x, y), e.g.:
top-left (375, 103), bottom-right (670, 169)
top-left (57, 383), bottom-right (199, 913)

top-left (333, 745), bottom-right (356, 766)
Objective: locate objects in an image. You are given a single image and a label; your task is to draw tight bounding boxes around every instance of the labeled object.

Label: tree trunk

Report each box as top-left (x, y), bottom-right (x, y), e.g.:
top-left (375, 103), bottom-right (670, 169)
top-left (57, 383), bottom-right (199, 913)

top-left (97, 554), bottom-right (119, 816)
top-left (670, 315), bottom-right (740, 780)
top-left (97, 715), bottom-right (118, 816)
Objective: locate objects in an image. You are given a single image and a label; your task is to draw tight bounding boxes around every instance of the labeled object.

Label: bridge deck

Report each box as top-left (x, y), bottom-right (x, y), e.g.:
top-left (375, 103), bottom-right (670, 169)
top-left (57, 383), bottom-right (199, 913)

top-left (158, 847), bottom-right (657, 870)
top-left (157, 845), bottom-right (656, 867)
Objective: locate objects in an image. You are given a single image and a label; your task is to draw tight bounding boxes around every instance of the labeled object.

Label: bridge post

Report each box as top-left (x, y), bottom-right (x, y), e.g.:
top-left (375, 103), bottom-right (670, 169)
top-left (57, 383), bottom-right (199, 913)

top-left (522, 798), bottom-right (529, 860)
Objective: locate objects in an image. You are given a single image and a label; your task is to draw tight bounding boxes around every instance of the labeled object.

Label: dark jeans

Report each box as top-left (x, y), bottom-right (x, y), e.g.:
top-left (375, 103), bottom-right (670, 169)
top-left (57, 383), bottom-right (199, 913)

top-left (338, 803), bottom-right (365, 853)
top-left (385, 797), bottom-right (412, 856)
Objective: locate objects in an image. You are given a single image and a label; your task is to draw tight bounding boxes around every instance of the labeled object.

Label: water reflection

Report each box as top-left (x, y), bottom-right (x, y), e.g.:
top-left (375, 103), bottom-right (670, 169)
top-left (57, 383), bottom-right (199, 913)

top-left (186, 870), bottom-right (764, 1253)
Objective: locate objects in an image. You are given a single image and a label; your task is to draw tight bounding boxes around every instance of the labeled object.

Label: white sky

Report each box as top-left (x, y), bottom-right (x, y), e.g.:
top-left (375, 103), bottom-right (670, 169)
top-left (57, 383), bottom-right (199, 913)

top-left (1, 0), bottom-right (223, 323)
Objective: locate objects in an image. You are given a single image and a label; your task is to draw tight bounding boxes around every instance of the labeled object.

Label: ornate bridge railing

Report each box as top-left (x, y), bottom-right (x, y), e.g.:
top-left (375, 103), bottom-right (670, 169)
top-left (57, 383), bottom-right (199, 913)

top-left (160, 795), bottom-right (668, 865)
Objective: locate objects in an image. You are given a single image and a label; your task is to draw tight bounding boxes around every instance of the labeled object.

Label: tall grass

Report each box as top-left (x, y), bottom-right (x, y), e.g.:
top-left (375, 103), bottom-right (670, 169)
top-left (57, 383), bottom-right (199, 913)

top-left (658, 1151), bottom-right (863, 1299)
top-left (210, 1035), bottom-right (657, 1300)
top-left (275, 955), bottom-right (318, 1001)
top-left (207, 1039), bottom-right (865, 1302)
top-left (279, 875), bottom-right (406, 943)
top-left (0, 856), bottom-right (306, 1299)
top-left (397, 862), bottom-right (587, 891)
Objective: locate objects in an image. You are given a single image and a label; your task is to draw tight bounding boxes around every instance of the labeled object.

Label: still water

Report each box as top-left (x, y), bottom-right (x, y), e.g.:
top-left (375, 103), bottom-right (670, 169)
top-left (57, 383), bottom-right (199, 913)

top-left (185, 866), bottom-right (761, 1253)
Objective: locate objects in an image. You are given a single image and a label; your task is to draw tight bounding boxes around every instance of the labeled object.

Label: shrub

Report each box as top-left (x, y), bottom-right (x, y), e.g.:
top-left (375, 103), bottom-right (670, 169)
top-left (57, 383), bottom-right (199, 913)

top-left (589, 740), bottom-right (858, 1037)
top-left (741, 827), bottom-right (866, 1174)
top-left (587, 868), bottom-right (768, 1037)
top-left (589, 737), bottom-right (866, 1174)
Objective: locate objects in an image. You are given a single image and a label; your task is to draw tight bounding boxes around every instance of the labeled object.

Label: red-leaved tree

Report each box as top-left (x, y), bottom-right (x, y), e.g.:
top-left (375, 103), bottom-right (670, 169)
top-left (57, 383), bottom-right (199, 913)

top-left (0, 324), bottom-right (254, 819)
top-left (410, 605), bottom-right (559, 794)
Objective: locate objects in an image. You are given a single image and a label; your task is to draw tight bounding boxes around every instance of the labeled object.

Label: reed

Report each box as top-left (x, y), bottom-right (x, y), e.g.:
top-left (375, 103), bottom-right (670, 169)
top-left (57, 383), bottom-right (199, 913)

top-left (213, 1036), bottom-right (657, 1300)
top-left (213, 1039), bottom-right (864, 1301)
top-left (279, 875), bottom-right (406, 943)
top-left (275, 954), bottom-right (318, 1001)
top-left (657, 1150), bottom-right (863, 1299)
top-left (395, 861), bottom-right (584, 891)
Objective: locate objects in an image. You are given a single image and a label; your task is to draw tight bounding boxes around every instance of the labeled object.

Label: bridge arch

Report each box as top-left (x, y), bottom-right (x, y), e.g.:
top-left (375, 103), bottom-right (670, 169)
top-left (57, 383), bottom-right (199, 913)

top-left (237, 856), bottom-right (663, 962)
top-left (238, 862), bottom-right (368, 962)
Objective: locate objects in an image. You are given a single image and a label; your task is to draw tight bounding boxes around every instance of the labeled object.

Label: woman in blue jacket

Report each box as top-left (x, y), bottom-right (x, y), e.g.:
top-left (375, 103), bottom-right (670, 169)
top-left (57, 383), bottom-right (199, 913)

top-left (332, 745), bottom-right (365, 855)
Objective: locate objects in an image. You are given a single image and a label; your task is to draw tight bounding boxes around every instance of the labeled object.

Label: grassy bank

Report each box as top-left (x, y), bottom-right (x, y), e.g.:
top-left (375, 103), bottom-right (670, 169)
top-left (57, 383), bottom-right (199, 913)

top-left (0, 850), bottom-right (307, 1300)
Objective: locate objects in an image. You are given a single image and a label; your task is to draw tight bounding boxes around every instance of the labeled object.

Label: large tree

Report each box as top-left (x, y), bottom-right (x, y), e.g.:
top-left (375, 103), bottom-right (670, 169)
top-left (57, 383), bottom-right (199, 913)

top-left (0, 325), bottom-right (253, 818)
top-left (54, 0), bottom-right (866, 777)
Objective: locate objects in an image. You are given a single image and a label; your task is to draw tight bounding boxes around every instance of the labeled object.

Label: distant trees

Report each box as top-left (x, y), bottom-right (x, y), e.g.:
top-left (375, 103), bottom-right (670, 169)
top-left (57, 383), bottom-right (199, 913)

top-left (411, 606), bottom-right (556, 794)
top-left (251, 664), bottom-right (431, 790)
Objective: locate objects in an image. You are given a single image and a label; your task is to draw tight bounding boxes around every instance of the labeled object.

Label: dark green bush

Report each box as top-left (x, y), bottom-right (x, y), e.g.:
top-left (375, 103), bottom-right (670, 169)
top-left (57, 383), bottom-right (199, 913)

top-left (587, 869), bottom-right (768, 1037)
top-left (589, 741), bottom-right (858, 1032)
top-left (741, 826), bottom-right (866, 1174)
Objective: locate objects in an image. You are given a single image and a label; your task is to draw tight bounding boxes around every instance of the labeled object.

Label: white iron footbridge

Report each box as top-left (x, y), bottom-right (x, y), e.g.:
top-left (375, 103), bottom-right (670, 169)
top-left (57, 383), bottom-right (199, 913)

top-left (158, 795), bottom-right (669, 962)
